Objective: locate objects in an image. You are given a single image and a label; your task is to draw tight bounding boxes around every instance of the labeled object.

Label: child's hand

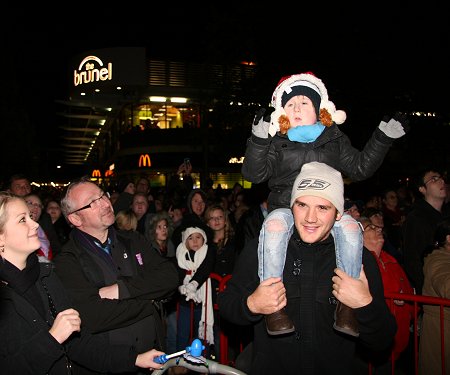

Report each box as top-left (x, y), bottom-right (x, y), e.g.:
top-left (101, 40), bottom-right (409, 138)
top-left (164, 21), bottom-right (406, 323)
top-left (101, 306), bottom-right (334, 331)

top-left (183, 281), bottom-right (200, 302)
top-left (186, 290), bottom-right (202, 303)
top-left (252, 108), bottom-right (273, 139)
top-left (185, 280), bottom-right (198, 294)
top-left (178, 284), bottom-right (187, 295)
top-left (178, 280), bottom-right (198, 299)
top-left (378, 112), bottom-right (409, 139)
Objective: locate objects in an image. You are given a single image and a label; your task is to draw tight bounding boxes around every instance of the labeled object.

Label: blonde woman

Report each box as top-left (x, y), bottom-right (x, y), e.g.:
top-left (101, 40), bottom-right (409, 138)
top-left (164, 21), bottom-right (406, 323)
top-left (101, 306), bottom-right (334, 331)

top-left (0, 192), bottom-right (164, 374)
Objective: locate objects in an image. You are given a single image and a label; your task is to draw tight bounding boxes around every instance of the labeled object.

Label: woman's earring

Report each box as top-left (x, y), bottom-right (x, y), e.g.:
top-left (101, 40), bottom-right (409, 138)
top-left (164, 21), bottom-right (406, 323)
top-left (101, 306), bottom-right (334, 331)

top-left (0, 245), bottom-right (4, 253)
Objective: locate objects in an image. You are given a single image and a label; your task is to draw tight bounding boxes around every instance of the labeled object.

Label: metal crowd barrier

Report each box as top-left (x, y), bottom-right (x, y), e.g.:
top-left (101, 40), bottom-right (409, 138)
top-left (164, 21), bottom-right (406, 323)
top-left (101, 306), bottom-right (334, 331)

top-left (178, 275), bottom-right (450, 374)
top-left (384, 292), bottom-right (450, 375)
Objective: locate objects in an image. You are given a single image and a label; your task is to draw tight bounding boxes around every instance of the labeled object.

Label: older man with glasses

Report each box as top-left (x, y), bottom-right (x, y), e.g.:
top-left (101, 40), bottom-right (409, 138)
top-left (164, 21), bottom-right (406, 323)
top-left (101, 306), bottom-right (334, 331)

top-left (402, 168), bottom-right (449, 295)
top-left (53, 176), bottom-right (179, 375)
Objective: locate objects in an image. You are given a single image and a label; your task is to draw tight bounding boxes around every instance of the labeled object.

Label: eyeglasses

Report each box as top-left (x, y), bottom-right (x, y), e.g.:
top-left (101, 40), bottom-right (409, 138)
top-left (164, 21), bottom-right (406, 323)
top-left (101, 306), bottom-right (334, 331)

top-left (208, 215), bottom-right (224, 222)
top-left (423, 175), bottom-right (443, 185)
top-left (364, 223), bottom-right (383, 232)
top-left (68, 193), bottom-right (106, 215)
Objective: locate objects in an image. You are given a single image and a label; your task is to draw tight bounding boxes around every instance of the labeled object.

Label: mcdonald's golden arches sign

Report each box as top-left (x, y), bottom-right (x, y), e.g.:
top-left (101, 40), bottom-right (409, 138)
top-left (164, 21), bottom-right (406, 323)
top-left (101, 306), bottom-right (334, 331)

top-left (138, 154), bottom-right (151, 167)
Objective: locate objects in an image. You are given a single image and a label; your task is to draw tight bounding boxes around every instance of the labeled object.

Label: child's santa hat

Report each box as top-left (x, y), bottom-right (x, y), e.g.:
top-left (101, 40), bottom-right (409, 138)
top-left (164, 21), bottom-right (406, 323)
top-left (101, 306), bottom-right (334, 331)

top-left (268, 72), bottom-right (346, 136)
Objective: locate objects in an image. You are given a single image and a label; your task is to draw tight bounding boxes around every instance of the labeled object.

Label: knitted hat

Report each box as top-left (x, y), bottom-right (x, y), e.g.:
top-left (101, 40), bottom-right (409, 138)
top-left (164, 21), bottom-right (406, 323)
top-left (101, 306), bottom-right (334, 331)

top-left (281, 84), bottom-right (322, 118)
top-left (290, 162), bottom-right (344, 214)
top-left (268, 72), bottom-right (346, 136)
top-left (182, 226), bottom-right (207, 246)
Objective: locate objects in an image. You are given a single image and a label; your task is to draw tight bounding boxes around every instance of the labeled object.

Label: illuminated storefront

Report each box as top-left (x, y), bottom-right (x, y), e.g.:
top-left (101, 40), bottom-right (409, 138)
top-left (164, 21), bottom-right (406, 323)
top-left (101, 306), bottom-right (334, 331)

top-left (59, 47), bottom-right (258, 189)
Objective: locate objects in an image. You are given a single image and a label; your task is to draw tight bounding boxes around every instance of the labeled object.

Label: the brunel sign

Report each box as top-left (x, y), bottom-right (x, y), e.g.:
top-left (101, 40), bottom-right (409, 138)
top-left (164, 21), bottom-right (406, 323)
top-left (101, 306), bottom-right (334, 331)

top-left (74, 55), bottom-right (113, 87)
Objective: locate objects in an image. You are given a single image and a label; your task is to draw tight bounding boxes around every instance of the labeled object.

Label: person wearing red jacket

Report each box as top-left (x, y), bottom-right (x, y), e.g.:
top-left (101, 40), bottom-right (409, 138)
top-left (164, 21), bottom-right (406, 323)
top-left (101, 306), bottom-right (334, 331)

top-left (356, 216), bottom-right (415, 373)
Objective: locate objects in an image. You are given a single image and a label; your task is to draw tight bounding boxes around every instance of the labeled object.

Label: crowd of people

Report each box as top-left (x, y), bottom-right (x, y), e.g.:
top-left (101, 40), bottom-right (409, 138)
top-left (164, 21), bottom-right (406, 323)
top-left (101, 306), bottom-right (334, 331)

top-left (1, 157), bottom-right (450, 375)
top-left (1, 71), bottom-right (450, 375)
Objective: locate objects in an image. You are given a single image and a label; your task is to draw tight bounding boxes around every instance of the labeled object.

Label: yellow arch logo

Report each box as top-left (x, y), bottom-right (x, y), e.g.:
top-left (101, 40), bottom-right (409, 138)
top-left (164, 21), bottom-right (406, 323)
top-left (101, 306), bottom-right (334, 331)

top-left (138, 154), bottom-right (151, 167)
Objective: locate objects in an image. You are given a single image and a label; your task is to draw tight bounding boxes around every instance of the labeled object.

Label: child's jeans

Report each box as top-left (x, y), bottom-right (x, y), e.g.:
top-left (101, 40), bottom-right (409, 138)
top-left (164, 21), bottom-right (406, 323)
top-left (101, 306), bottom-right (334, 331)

top-left (258, 208), bottom-right (362, 281)
top-left (176, 302), bottom-right (202, 351)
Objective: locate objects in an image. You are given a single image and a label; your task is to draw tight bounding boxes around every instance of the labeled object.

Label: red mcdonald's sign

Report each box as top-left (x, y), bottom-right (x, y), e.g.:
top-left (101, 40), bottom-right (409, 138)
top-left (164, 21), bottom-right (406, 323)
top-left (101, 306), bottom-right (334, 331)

top-left (105, 170), bottom-right (114, 177)
top-left (92, 169), bottom-right (102, 178)
top-left (138, 154), bottom-right (151, 167)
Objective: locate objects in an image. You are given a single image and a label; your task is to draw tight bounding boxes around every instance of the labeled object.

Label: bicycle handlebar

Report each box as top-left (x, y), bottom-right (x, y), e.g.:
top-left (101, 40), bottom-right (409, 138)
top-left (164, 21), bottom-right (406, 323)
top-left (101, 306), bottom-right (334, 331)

top-left (152, 356), bottom-right (247, 375)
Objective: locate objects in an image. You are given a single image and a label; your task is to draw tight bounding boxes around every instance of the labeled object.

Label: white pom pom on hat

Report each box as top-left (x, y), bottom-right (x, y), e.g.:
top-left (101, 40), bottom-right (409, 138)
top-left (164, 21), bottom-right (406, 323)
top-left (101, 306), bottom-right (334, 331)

top-left (269, 72), bottom-right (346, 135)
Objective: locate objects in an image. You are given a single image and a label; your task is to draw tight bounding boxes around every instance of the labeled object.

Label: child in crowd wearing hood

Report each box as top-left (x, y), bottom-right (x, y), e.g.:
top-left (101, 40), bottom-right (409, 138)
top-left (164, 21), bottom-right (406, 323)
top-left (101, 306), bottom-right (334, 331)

top-left (243, 71), bottom-right (408, 336)
top-left (175, 226), bottom-right (215, 353)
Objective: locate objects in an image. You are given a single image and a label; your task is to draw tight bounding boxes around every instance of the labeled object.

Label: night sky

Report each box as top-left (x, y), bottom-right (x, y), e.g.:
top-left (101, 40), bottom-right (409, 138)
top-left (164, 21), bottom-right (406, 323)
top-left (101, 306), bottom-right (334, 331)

top-left (7, 4), bottom-right (450, 107)
top-left (1, 3), bottom-right (449, 182)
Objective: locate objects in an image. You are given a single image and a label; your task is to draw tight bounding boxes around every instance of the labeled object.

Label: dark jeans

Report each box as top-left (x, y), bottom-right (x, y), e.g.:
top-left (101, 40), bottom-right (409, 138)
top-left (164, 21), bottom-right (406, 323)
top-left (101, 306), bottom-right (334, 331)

top-left (176, 302), bottom-right (202, 351)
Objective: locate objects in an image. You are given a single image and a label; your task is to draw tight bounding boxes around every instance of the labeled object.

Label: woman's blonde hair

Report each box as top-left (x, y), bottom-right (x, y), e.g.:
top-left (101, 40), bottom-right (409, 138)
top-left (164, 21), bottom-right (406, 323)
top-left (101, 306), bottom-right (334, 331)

top-left (0, 192), bottom-right (21, 234)
top-left (115, 209), bottom-right (138, 231)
